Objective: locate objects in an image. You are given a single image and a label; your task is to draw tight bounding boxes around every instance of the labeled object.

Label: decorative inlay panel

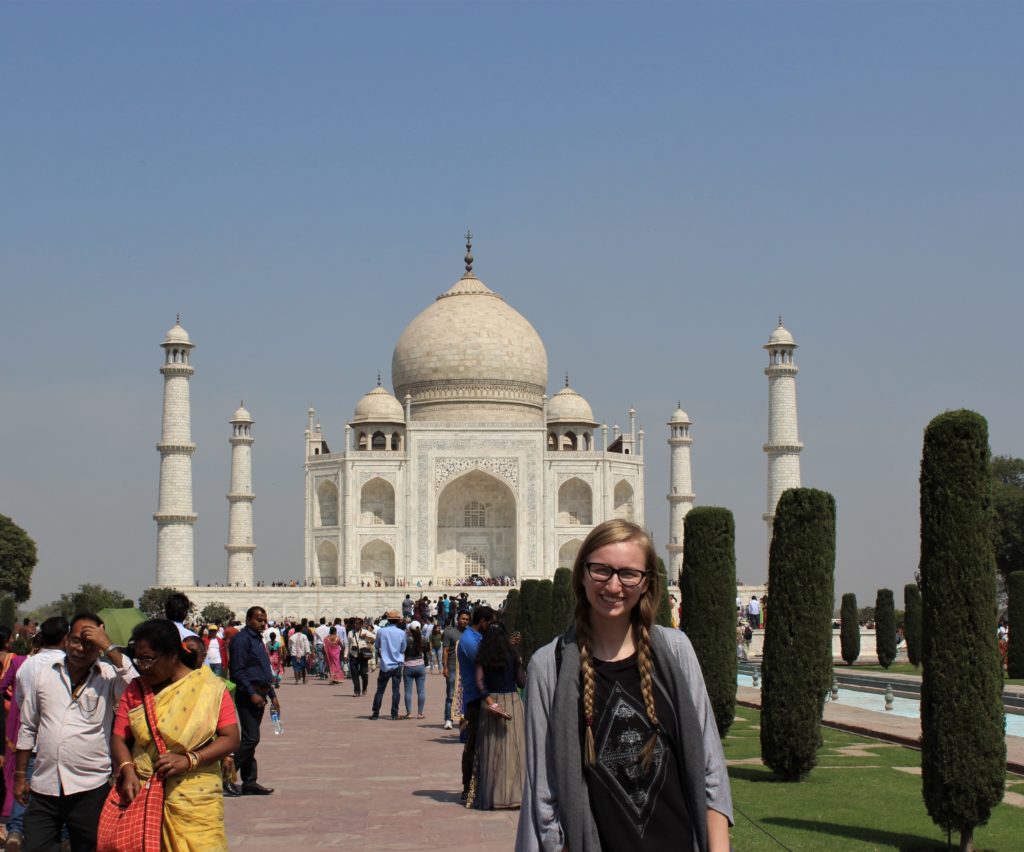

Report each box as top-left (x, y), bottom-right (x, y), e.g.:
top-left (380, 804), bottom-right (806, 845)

top-left (434, 457), bottom-right (518, 494)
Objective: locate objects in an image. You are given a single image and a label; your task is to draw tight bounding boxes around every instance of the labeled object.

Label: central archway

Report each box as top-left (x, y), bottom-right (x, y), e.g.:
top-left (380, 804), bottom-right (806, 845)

top-left (436, 469), bottom-right (517, 582)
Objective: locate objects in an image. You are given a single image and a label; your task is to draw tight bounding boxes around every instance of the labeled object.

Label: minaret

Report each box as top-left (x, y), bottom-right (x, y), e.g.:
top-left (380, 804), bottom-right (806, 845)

top-left (763, 318), bottom-right (803, 550)
top-left (667, 404), bottom-right (695, 578)
top-left (226, 403), bottom-right (255, 586)
top-left (154, 317), bottom-right (197, 587)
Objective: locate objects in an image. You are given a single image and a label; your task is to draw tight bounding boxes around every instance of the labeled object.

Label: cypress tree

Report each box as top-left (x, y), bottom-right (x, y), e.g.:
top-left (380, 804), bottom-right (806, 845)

top-left (1007, 571), bottom-right (1024, 679)
top-left (518, 580), bottom-right (540, 667)
top-left (875, 588), bottom-right (897, 669)
top-left (904, 583), bottom-right (923, 669)
top-left (534, 579), bottom-right (555, 654)
top-left (920, 410), bottom-right (1004, 849)
top-left (551, 567), bottom-right (574, 634)
top-left (679, 507), bottom-right (737, 736)
top-left (655, 556), bottom-right (673, 628)
top-left (0, 595), bottom-right (15, 631)
top-left (502, 588), bottom-right (520, 634)
top-left (840, 592), bottom-right (860, 666)
top-left (760, 488), bottom-right (836, 782)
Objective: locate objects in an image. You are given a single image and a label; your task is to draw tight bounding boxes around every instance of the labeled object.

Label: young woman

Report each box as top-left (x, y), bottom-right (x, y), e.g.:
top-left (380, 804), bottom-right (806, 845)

top-left (516, 519), bottom-right (732, 852)
top-left (469, 620), bottom-right (526, 810)
top-left (111, 619), bottom-right (240, 850)
top-left (401, 621), bottom-right (427, 719)
top-left (324, 625), bottom-right (346, 684)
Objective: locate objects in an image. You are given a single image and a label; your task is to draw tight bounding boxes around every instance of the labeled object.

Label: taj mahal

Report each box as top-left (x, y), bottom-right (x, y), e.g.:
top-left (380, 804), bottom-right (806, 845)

top-left (152, 238), bottom-right (801, 619)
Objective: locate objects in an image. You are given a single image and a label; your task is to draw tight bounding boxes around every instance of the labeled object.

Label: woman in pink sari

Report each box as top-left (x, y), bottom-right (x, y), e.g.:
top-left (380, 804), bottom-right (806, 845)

top-left (1, 637), bottom-right (28, 829)
top-left (324, 626), bottom-right (346, 683)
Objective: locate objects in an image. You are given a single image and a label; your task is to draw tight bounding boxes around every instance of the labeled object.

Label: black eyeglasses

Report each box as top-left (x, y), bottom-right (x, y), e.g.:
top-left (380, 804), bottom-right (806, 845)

top-left (584, 562), bottom-right (651, 587)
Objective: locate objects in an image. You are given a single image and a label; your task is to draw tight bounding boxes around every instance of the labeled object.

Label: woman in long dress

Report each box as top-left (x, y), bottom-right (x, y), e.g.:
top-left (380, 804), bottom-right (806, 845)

top-left (469, 621), bottom-right (526, 809)
top-left (111, 619), bottom-right (241, 851)
top-left (324, 626), bottom-right (346, 683)
top-left (266, 631), bottom-right (284, 687)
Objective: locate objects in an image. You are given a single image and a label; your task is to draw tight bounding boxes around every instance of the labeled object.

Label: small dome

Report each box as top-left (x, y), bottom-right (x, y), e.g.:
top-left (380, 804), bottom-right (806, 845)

top-left (767, 323), bottom-right (795, 346)
top-left (670, 406), bottom-right (690, 424)
top-left (546, 385), bottom-right (595, 424)
top-left (231, 403), bottom-right (252, 423)
top-left (163, 320), bottom-right (191, 346)
top-left (353, 385), bottom-right (405, 423)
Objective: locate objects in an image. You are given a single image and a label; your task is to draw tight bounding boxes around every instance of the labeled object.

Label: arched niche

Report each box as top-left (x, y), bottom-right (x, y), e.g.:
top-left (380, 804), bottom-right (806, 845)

top-left (558, 539), bottom-right (582, 570)
top-left (317, 540), bottom-right (339, 584)
top-left (316, 480), bottom-right (339, 527)
top-left (360, 539), bottom-right (395, 585)
top-left (613, 479), bottom-right (635, 522)
top-left (557, 477), bottom-right (592, 525)
top-left (360, 477), bottom-right (395, 525)
top-left (436, 469), bottom-right (516, 581)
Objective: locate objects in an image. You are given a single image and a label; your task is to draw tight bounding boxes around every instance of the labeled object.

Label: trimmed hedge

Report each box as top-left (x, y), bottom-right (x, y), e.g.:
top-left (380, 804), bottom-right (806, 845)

top-left (679, 507), bottom-right (738, 736)
top-left (919, 410), bottom-right (1004, 845)
top-left (534, 579), bottom-right (555, 654)
top-left (1008, 571), bottom-right (1024, 679)
top-left (760, 488), bottom-right (836, 781)
top-left (502, 588), bottom-right (520, 634)
top-left (655, 557), bottom-right (673, 628)
top-left (518, 580), bottom-right (540, 667)
top-left (904, 583), bottom-right (922, 668)
top-left (875, 588), bottom-right (897, 669)
top-left (551, 567), bottom-right (574, 635)
top-left (840, 592), bottom-right (860, 665)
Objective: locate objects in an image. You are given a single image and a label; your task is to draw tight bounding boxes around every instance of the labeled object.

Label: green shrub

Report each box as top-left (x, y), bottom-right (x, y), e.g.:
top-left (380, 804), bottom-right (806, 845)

top-left (655, 556), bottom-right (673, 628)
top-left (502, 588), bottom-right (520, 634)
top-left (679, 507), bottom-right (737, 736)
top-left (875, 588), bottom-right (897, 669)
top-left (840, 593), bottom-right (859, 665)
top-left (1007, 571), bottom-right (1024, 679)
top-left (518, 580), bottom-right (540, 667)
top-left (904, 583), bottom-right (922, 668)
top-left (919, 410), bottom-right (1004, 847)
top-left (760, 488), bottom-right (836, 782)
top-left (551, 567), bottom-right (573, 634)
top-left (534, 579), bottom-right (555, 654)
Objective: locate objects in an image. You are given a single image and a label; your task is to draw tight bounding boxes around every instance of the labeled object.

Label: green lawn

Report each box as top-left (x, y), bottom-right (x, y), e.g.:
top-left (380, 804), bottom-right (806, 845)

top-left (724, 707), bottom-right (1024, 850)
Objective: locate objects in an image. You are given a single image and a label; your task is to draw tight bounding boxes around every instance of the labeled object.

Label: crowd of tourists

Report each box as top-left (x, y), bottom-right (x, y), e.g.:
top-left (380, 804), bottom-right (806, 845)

top-left (0, 520), bottom-right (735, 850)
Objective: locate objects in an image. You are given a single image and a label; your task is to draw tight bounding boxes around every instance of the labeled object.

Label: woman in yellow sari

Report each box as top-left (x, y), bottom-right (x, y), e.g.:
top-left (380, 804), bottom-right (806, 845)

top-left (111, 620), bottom-right (240, 851)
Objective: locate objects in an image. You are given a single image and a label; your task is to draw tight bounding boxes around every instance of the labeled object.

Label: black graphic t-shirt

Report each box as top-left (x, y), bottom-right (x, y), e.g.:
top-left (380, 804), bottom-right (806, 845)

top-left (581, 654), bottom-right (692, 848)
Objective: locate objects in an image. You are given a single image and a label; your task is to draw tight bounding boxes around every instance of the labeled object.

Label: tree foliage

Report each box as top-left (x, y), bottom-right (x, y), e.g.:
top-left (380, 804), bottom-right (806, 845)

top-left (0, 596), bottom-right (17, 631)
top-left (920, 410), bottom-right (1004, 847)
top-left (679, 507), bottom-right (737, 737)
top-left (904, 583), bottom-right (923, 668)
top-left (760, 488), bottom-right (836, 782)
top-left (1008, 571), bottom-right (1024, 679)
top-left (551, 567), bottom-right (574, 634)
top-left (501, 588), bottom-right (520, 634)
top-left (0, 514), bottom-right (36, 603)
top-left (45, 584), bottom-right (131, 619)
top-left (200, 602), bottom-right (234, 626)
top-left (991, 455), bottom-right (1024, 588)
top-left (534, 579), bottom-right (555, 655)
top-left (840, 593), bottom-right (860, 666)
top-left (138, 587), bottom-right (182, 619)
top-left (518, 580), bottom-right (540, 667)
top-left (875, 588), bottom-right (897, 669)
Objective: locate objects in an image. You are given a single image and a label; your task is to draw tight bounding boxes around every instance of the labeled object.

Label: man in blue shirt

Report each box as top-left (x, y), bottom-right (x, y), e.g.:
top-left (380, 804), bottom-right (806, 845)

top-left (370, 611), bottom-right (407, 720)
top-left (457, 605), bottom-right (495, 801)
top-left (228, 606), bottom-right (280, 795)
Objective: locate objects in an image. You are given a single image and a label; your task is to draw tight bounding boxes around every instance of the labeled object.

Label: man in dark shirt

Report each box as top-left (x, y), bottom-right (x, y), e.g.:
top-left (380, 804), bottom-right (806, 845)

top-left (228, 606), bottom-right (280, 795)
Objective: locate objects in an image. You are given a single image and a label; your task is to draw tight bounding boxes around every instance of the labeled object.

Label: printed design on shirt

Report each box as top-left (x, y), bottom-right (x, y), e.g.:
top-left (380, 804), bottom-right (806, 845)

top-left (591, 682), bottom-right (667, 837)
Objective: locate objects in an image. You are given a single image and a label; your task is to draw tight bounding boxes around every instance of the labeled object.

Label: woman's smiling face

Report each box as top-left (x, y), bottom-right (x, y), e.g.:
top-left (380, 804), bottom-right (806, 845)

top-left (581, 539), bottom-right (649, 624)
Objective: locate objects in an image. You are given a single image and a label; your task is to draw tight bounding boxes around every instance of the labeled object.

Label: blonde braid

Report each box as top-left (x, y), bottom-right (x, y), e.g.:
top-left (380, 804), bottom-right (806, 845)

top-left (576, 615), bottom-right (598, 768)
top-left (635, 621), bottom-right (661, 771)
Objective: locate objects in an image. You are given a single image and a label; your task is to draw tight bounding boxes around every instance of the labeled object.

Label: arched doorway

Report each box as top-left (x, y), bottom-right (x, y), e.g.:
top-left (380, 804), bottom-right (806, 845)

top-left (614, 479), bottom-right (635, 522)
top-left (558, 539), bottom-right (582, 570)
top-left (317, 540), bottom-right (339, 584)
top-left (360, 539), bottom-right (396, 586)
top-left (436, 469), bottom-right (517, 582)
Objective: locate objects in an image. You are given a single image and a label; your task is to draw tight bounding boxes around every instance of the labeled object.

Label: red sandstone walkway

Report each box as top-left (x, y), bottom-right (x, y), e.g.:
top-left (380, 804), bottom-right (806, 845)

top-left (224, 670), bottom-right (520, 849)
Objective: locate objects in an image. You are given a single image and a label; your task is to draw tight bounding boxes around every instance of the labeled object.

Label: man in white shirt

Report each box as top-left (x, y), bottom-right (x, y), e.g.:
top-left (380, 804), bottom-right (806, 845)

top-left (165, 591), bottom-right (198, 639)
top-left (15, 613), bottom-right (136, 850)
top-left (288, 628), bottom-right (311, 684)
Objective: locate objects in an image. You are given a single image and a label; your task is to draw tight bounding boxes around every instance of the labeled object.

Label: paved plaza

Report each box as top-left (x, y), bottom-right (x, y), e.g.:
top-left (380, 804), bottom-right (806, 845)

top-left (224, 669), bottom-right (519, 849)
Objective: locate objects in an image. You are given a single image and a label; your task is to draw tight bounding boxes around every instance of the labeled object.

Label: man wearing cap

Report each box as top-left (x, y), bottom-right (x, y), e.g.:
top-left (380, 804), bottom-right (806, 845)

top-left (369, 611), bottom-right (407, 721)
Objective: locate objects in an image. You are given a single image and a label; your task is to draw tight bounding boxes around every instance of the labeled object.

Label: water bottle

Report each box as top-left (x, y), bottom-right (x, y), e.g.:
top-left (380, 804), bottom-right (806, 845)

top-left (270, 708), bottom-right (283, 735)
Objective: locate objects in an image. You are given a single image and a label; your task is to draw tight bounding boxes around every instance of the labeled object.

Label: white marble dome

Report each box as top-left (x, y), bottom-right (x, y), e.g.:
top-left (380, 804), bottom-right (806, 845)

top-left (231, 403), bottom-right (253, 423)
top-left (163, 320), bottom-right (192, 346)
top-left (768, 323), bottom-right (795, 346)
top-left (670, 406), bottom-right (690, 424)
top-left (546, 385), bottom-right (595, 424)
top-left (392, 272), bottom-right (548, 422)
top-left (353, 385), bottom-right (405, 423)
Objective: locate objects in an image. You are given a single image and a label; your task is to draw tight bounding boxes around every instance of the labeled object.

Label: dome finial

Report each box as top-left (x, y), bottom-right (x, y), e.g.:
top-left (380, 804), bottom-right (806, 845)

top-left (778, 314), bottom-right (784, 327)
top-left (176, 312), bottom-right (181, 325)
top-left (376, 371), bottom-right (382, 387)
top-left (464, 229), bottom-right (474, 276)
top-left (565, 371), bottom-right (570, 388)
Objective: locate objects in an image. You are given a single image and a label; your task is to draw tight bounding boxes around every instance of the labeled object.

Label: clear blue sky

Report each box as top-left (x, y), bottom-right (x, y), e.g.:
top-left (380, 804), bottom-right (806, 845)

top-left (2, 1), bottom-right (1021, 609)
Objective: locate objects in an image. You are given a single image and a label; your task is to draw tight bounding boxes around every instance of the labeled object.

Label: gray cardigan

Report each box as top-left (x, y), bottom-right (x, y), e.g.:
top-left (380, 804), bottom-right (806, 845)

top-left (515, 626), bottom-right (733, 852)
